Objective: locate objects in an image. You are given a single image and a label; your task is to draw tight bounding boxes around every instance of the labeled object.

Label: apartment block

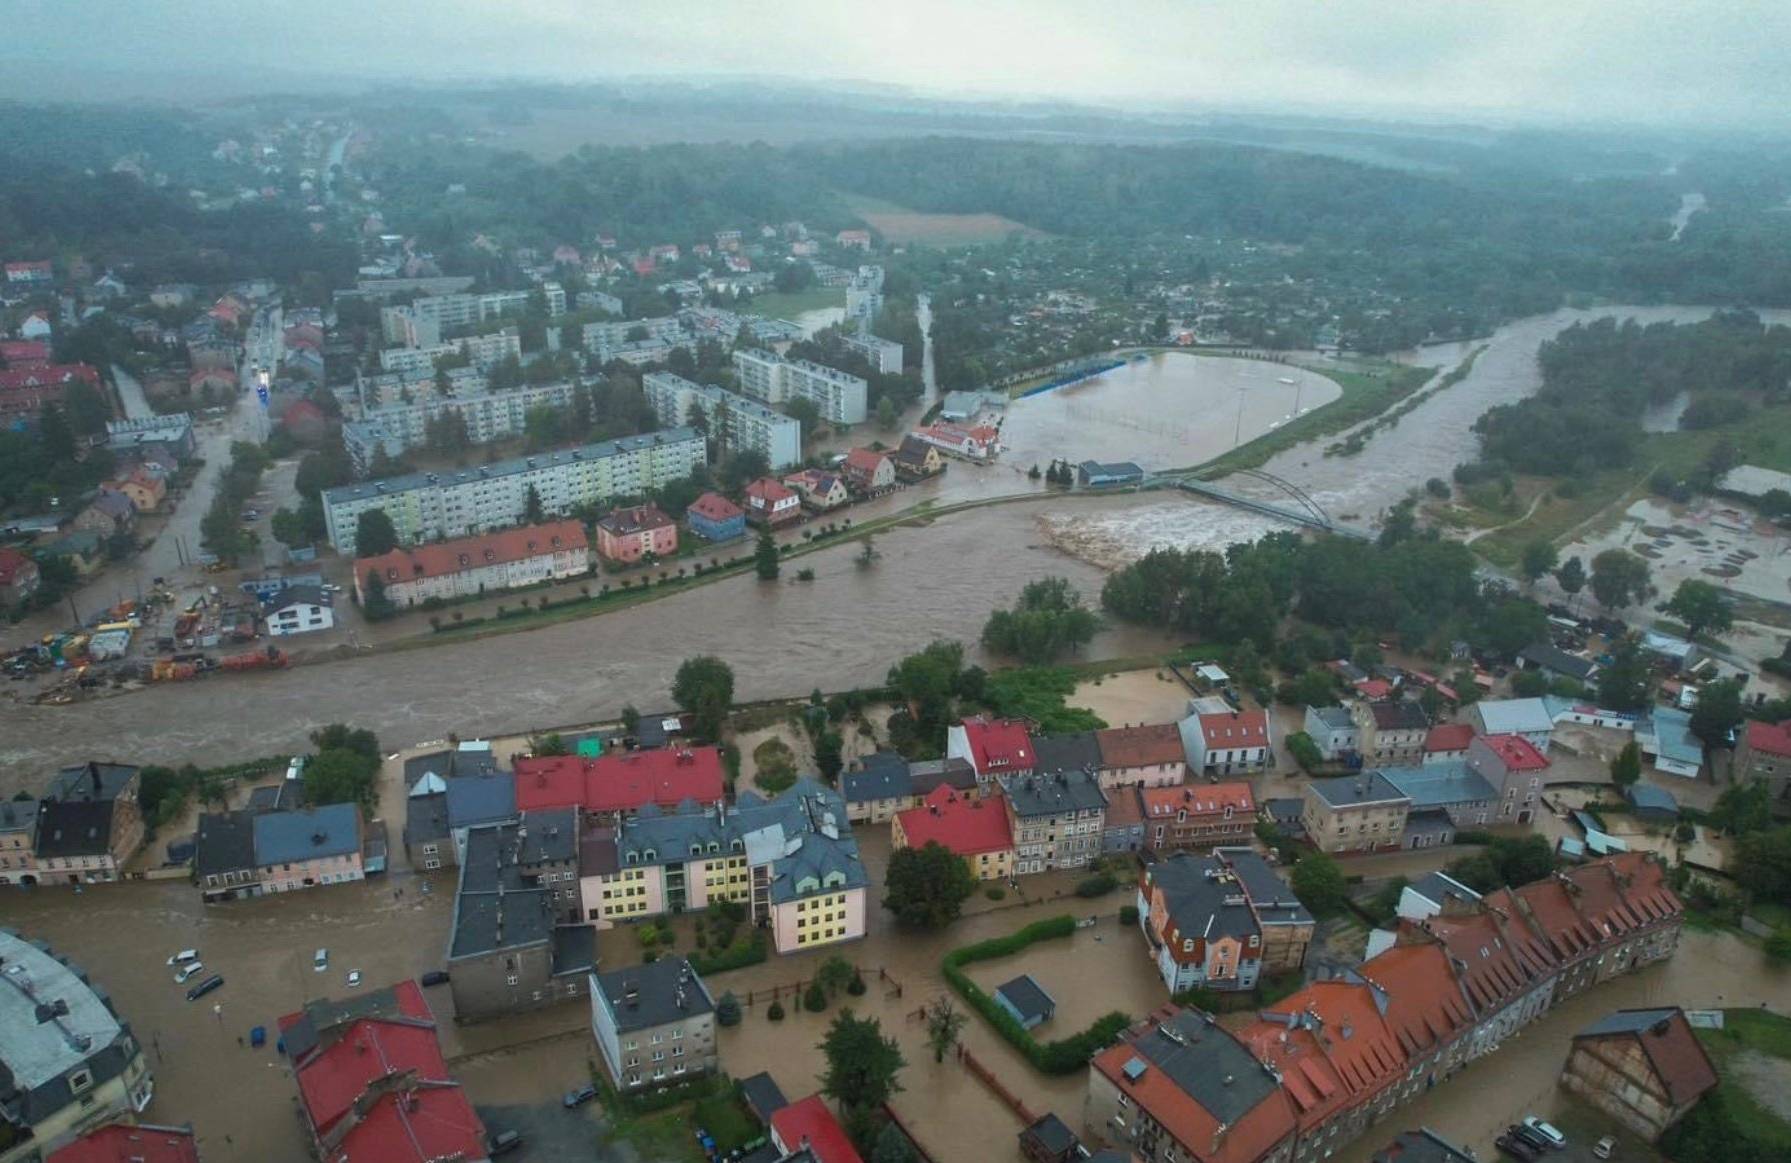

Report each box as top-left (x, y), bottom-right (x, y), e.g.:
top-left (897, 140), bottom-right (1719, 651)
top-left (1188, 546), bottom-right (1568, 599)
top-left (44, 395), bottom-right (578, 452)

top-left (378, 328), bottom-right (521, 374)
top-left (642, 371), bottom-right (803, 469)
top-left (342, 380), bottom-right (580, 471)
top-left (322, 428), bottom-right (705, 553)
top-left (839, 333), bottom-right (902, 374)
top-left (731, 349), bottom-right (868, 424)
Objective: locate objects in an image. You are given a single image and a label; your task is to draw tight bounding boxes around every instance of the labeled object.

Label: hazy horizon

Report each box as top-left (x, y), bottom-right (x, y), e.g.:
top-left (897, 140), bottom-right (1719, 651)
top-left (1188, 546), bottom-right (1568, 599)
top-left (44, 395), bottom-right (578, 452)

top-left (3, 0), bottom-right (1787, 134)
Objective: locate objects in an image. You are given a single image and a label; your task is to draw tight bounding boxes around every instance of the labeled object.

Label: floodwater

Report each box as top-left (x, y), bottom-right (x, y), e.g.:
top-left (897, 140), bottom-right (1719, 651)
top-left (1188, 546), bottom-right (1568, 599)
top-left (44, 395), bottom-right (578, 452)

top-left (0, 493), bottom-right (1178, 780)
top-left (998, 353), bottom-right (1340, 477)
top-left (1670, 192), bottom-right (1707, 242)
top-left (796, 306), bottom-right (845, 336)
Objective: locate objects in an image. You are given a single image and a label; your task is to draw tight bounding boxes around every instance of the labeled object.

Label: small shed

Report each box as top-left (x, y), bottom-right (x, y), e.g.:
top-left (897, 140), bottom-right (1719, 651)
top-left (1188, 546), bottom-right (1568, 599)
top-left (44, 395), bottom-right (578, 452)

top-left (1625, 783), bottom-right (1679, 823)
top-left (1076, 460), bottom-right (1145, 488)
top-left (994, 974), bottom-right (1056, 1030)
top-left (1019, 1112), bottom-right (1084, 1163)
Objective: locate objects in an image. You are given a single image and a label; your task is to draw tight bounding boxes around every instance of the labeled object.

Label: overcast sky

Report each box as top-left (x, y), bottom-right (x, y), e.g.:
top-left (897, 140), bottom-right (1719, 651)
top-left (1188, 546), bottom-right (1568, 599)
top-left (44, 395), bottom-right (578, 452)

top-left (6, 0), bottom-right (1787, 130)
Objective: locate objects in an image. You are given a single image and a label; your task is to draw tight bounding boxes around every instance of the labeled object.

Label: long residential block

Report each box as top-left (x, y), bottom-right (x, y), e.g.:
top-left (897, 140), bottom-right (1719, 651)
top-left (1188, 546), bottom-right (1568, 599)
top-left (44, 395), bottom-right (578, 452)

top-left (642, 371), bottom-right (803, 469)
top-left (731, 348), bottom-right (867, 424)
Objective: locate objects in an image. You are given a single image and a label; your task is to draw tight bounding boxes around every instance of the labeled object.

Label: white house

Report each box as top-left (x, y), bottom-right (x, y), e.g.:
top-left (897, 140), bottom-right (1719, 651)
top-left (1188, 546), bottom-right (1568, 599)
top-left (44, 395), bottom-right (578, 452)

top-left (1178, 708), bottom-right (1272, 776)
top-left (1302, 705), bottom-right (1358, 760)
top-left (19, 312), bottom-right (52, 341)
top-left (264, 584), bottom-right (334, 636)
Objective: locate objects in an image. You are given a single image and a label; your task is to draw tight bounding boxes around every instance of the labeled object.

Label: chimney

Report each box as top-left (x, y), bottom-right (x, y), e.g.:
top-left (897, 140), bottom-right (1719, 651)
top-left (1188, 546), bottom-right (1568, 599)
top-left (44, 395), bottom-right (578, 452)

top-left (89, 762), bottom-right (102, 795)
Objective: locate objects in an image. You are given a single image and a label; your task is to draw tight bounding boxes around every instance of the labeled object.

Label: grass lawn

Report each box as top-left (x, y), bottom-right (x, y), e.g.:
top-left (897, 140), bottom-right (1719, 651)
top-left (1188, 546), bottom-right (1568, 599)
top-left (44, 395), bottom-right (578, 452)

top-left (611, 1109), bottom-right (706, 1163)
top-left (745, 287), bottom-right (845, 318)
top-left (692, 1091), bottom-right (763, 1153)
top-left (1692, 1009), bottom-right (1791, 1154)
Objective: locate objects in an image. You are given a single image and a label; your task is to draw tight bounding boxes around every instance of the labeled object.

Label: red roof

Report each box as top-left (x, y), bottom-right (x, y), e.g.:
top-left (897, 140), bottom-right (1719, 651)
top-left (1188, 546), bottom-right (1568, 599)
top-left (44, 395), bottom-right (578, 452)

top-left (597, 504), bottom-right (674, 536)
top-left (1138, 782), bottom-right (1254, 820)
top-left (842, 448), bottom-right (887, 476)
top-left (1744, 719), bottom-right (1791, 758)
top-left (1242, 981), bottom-right (1407, 1132)
top-left (957, 715), bottom-right (1032, 774)
top-left (687, 491), bottom-right (743, 522)
top-left (47, 1125), bottom-right (200, 1163)
top-left (1355, 678), bottom-right (1394, 700)
top-left (1424, 723), bottom-right (1476, 754)
top-left (897, 785), bottom-right (1013, 856)
top-left (0, 547), bottom-right (36, 586)
top-left (0, 339), bottom-right (49, 365)
top-left (288, 980), bottom-right (486, 1163)
top-left (1195, 709), bottom-right (1269, 748)
top-left (0, 363), bottom-right (98, 391)
top-left (744, 477), bottom-right (797, 506)
top-left (1098, 723), bottom-right (1187, 768)
top-left (770, 1094), bottom-right (863, 1163)
top-left (1477, 733), bottom-right (1549, 771)
top-left (356, 520), bottom-right (588, 583)
top-left (515, 747), bottom-right (725, 815)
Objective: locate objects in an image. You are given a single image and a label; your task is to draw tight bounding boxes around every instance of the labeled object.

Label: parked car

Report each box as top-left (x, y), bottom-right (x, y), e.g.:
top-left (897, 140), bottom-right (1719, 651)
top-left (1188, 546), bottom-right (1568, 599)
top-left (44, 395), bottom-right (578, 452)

top-left (488, 1129), bottom-right (524, 1156)
top-left (167, 949), bottom-right (199, 966)
top-left (1521, 1117), bottom-right (1567, 1150)
top-left (562, 1084), bottom-right (598, 1108)
top-left (1593, 1136), bottom-right (1616, 1160)
top-left (174, 962), bottom-right (204, 984)
top-left (346, 970), bottom-right (362, 987)
top-left (1496, 1132), bottom-right (1542, 1162)
top-left (420, 970), bottom-right (451, 987)
top-left (185, 975), bottom-right (224, 1002)
top-left (313, 948), bottom-right (329, 971)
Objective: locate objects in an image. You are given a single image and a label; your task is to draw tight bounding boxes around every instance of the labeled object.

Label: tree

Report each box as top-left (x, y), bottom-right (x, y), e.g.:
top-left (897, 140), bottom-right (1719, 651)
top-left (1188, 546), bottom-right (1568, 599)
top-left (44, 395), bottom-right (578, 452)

top-left (1554, 555), bottom-right (1587, 603)
top-left (1590, 549), bottom-right (1651, 610)
top-left (875, 396), bottom-right (898, 430)
top-left (716, 991), bottom-right (742, 1027)
top-left (534, 732), bottom-right (569, 757)
top-left (362, 570), bottom-right (396, 621)
top-left (1712, 780), bottom-right (1772, 836)
top-left (784, 396), bottom-right (823, 442)
top-left (270, 507), bottom-right (308, 548)
top-left (37, 404), bottom-right (75, 460)
top-left (312, 724), bottom-right (381, 762)
top-left (922, 995), bottom-right (969, 1064)
top-left (523, 483), bottom-right (545, 525)
top-left (815, 730), bottom-right (844, 782)
top-left (355, 508), bottom-right (399, 556)
top-left (818, 1010), bottom-right (905, 1113)
top-left (1290, 851), bottom-right (1349, 917)
top-left (1609, 741), bottom-right (1642, 788)
top-left (302, 747), bottom-right (378, 807)
top-left (1664, 579), bottom-right (1732, 639)
top-left (754, 527), bottom-right (781, 580)
top-left (1733, 825), bottom-right (1791, 904)
top-left (672, 655), bottom-right (735, 742)
top-left (872, 1122), bottom-right (918, 1163)
top-left (1480, 597), bottom-right (1550, 659)
top-left (1595, 639), bottom-right (1650, 712)
top-left (882, 841), bottom-right (976, 929)
top-left (817, 955), bottom-right (857, 997)
top-left (980, 576), bottom-right (1099, 664)
top-left (1276, 668), bottom-right (1337, 708)
top-left (621, 704), bottom-right (641, 734)
top-left (1689, 678), bottom-right (1745, 746)
top-left (1520, 540), bottom-right (1559, 585)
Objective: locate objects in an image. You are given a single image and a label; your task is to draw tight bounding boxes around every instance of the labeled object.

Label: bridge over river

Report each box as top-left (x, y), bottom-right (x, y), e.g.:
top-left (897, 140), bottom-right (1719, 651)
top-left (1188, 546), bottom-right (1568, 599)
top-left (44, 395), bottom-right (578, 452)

top-left (1151, 469), bottom-right (1373, 540)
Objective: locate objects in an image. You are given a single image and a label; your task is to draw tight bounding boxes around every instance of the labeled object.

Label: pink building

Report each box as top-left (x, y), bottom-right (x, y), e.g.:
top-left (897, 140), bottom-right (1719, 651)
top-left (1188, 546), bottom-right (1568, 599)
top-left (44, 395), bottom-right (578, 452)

top-left (595, 505), bottom-right (678, 564)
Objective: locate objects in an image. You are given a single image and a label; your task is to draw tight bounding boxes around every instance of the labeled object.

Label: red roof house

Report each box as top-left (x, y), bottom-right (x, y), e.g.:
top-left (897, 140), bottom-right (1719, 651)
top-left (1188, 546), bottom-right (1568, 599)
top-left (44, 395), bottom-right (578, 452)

top-left (47, 1124), bottom-right (201, 1163)
top-left (1423, 723), bottom-right (1476, 759)
top-left (894, 785), bottom-right (1014, 863)
top-left (281, 980), bottom-right (486, 1163)
top-left (743, 476), bottom-right (802, 526)
top-left (515, 747), bottom-right (726, 817)
top-left (1742, 719), bottom-right (1791, 758)
top-left (950, 715), bottom-right (1034, 782)
top-left (1475, 733), bottom-right (1549, 771)
top-left (0, 339), bottom-right (50, 366)
top-left (770, 1094), bottom-right (863, 1163)
top-left (840, 448), bottom-right (894, 493)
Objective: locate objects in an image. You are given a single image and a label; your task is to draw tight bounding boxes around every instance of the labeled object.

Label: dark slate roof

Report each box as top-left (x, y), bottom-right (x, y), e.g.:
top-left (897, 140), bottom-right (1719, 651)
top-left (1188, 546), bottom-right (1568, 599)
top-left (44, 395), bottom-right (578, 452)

top-left (634, 711), bottom-right (688, 750)
top-left (279, 983), bottom-right (412, 1062)
top-left (516, 808), bottom-right (578, 865)
top-left (1372, 1128), bottom-right (1477, 1163)
top-left (996, 974), bottom-right (1055, 1023)
top-left (1306, 771), bottom-right (1408, 809)
top-left (1149, 852), bottom-right (1262, 944)
top-left (405, 791), bottom-right (451, 846)
top-left (1407, 870), bottom-right (1480, 909)
top-left (1519, 641), bottom-right (1598, 682)
top-left (1001, 770), bottom-right (1106, 817)
top-left (909, 757), bottom-right (977, 796)
top-left (46, 762), bottom-right (138, 803)
top-left (1031, 731), bottom-right (1103, 777)
top-left (445, 774), bottom-right (518, 830)
top-left (33, 799), bottom-right (114, 859)
top-left (591, 955), bottom-right (715, 1033)
top-left (1217, 847), bottom-right (1313, 927)
top-left (1625, 784), bottom-right (1679, 814)
top-left (739, 1071), bottom-right (788, 1121)
top-left (1021, 1112), bottom-right (1080, 1155)
top-left (253, 804), bottom-right (361, 865)
top-left (1576, 1007), bottom-right (1686, 1037)
top-left (246, 779), bottom-right (302, 813)
top-left (842, 752), bottom-right (912, 805)
top-left (551, 926), bottom-right (597, 978)
top-left (449, 823), bottom-right (557, 960)
top-left (403, 746), bottom-right (501, 788)
top-left (195, 810), bottom-right (257, 877)
top-left (1132, 1009), bottom-right (1280, 1126)
top-left (1368, 700), bottom-right (1430, 731)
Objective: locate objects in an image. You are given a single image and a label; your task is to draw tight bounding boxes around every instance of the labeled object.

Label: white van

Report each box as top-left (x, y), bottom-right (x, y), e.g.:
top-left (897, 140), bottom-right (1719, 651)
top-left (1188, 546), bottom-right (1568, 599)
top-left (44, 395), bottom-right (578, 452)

top-left (313, 948), bottom-right (329, 972)
top-left (167, 949), bottom-right (199, 966)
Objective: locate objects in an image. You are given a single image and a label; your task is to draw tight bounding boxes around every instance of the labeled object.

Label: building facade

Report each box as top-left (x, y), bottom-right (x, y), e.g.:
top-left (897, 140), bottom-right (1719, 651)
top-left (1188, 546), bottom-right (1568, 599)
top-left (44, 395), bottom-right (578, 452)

top-left (642, 371), bottom-right (803, 470)
top-left (1002, 772), bottom-right (1107, 874)
top-left (595, 505), bottom-right (678, 564)
top-left (587, 956), bottom-right (718, 1092)
top-left (354, 519), bottom-right (591, 607)
top-left (1300, 773), bottom-right (1411, 854)
top-left (731, 349), bottom-right (868, 424)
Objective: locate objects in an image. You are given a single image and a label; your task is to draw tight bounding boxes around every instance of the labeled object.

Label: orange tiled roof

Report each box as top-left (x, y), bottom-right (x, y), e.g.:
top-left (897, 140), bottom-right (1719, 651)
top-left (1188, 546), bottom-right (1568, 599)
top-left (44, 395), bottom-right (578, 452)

top-left (356, 520), bottom-right (587, 583)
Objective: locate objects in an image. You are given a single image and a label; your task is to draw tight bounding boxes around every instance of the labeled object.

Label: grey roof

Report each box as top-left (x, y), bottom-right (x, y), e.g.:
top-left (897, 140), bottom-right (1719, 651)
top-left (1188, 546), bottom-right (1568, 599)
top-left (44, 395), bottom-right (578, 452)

top-left (634, 711), bottom-right (687, 750)
top-left (1124, 1009), bottom-right (1281, 1127)
top-left (1407, 870), bottom-right (1480, 910)
top-left (1031, 731), bottom-right (1103, 777)
top-left (909, 757), bottom-right (977, 795)
top-left (1148, 853), bottom-right (1261, 945)
top-left (0, 929), bottom-right (135, 1129)
top-left (1021, 1112), bottom-right (1079, 1155)
top-left (33, 800), bottom-right (114, 859)
top-left (515, 808), bottom-right (578, 865)
top-left (739, 1071), bottom-right (789, 1120)
top-left (405, 791), bottom-right (451, 846)
top-left (403, 744), bottom-right (501, 787)
top-left (1380, 763), bottom-right (1498, 809)
top-left (995, 975), bottom-right (1055, 1022)
top-left (253, 803), bottom-right (362, 866)
top-left (1576, 1007), bottom-right (1687, 1038)
top-left (591, 955), bottom-right (715, 1034)
top-left (1625, 784), bottom-right (1679, 814)
top-left (1000, 770), bottom-right (1107, 817)
top-left (195, 810), bottom-right (258, 877)
top-left (278, 984), bottom-right (417, 1063)
top-left (1306, 771), bottom-right (1408, 809)
top-left (446, 774), bottom-right (519, 830)
top-left (614, 779), bottom-right (867, 906)
top-left (551, 926), bottom-right (597, 978)
top-left (1474, 697), bottom-right (1557, 735)
top-left (1373, 1128), bottom-right (1477, 1163)
top-left (449, 822), bottom-right (559, 960)
top-left (1078, 460), bottom-right (1145, 478)
top-left (842, 752), bottom-right (913, 805)
top-left (322, 429), bottom-right (700, 506)
top-left (246, 779), bottom-right (301, 813)
top-left (1642, 706), bottom-right (1703, 767)
top-left (1402, 809), bottom-right (1457, 840)
top-left (1216, 847), bottom-right (1312, 926)
top-left (1368, 700), bottom-right (1430, 731)
top-left (1519, 642), bottom-right (1598, 682)
top-left (46, 762), bottom-right (138, 803)
top-left (0, 799), bottom-right (38, 835)
top-left (267, 583), bottom-right (329, 612)
top-left (1307, 705), bottom-right (1355, 730)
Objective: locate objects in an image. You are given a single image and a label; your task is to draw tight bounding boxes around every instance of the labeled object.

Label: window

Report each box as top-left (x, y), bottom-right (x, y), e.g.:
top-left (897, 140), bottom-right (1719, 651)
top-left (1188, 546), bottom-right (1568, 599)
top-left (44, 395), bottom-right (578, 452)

top-left (68, 1068), bottom-right (93, 1093)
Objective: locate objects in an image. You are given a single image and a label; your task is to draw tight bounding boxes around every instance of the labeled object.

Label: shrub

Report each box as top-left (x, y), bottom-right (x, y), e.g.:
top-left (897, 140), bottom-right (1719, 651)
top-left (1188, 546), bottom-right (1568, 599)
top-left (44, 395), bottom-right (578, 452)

top-left (767, 1000), bottom-right (785, 1021)
top-left (803, 982), bottom-right (828, 1012)
top-left (846, 971), bottom-right (867, 996)
top-left (690, 929), bottom-right (770, 975)
top-left (1075, 872), bottom-right (1118, 897)
top-left (716, 992), bottom-right (742, 1027)
top-left (984, 886), bottom-right (1006, 901)
top-left (1119, 904), bottom-right (1139, 926)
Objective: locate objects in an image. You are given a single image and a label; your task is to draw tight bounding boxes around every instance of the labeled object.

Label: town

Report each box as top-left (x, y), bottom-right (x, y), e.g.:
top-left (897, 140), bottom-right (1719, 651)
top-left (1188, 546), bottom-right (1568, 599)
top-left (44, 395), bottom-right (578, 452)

top-left (6, 26), bottom-right (1791, 1163)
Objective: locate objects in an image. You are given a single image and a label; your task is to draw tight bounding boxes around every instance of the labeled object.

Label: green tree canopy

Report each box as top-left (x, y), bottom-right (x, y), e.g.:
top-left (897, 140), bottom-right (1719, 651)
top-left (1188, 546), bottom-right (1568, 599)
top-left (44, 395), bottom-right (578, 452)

top-left (980, 576), bottom-right (1099, 664)
top-left (1590, 549), bottom-right (1651, 610)
top-left (355, 508), bottom-right (399, 556)
top-left (672, 655), bottom-right (736, 742)
top-left (819, 1009), bottom-right (905, 1113)
top-left (1664, 579), bottom-right (1733, 639)
top-left (1290, 851), bottom-right (1349, 917)
top-left (883, 842), bottom-right (977, 929)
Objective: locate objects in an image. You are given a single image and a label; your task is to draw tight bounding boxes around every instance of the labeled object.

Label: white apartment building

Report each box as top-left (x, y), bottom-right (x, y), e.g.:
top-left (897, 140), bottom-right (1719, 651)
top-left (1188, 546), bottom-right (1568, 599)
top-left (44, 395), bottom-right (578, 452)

top-left (388, 286), bottom-right (563, 341)
top-left (379, 328), bottom-right (521, 374)
top-left (583, 316), bottom-right (685, 352)
top-left (845, 265), bottom-right (885, 323)
top-left (840, 333), bottom-right (902, 374)
top-left (642, 372), bottom-right (803, 469)
top-left (730, 349), bottom-right (868, 424)
top-left (322, 428), bottom-right (706, 553)
top-left (342, 380), bottom-right (581, 472)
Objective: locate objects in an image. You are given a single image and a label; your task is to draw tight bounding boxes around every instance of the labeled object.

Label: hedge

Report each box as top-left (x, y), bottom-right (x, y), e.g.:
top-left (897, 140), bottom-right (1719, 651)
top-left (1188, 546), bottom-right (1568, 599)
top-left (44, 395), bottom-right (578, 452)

top-left (942, 915), bottom-right (1130, 1075)
top-left (690, 930), bottom-right (770, 976)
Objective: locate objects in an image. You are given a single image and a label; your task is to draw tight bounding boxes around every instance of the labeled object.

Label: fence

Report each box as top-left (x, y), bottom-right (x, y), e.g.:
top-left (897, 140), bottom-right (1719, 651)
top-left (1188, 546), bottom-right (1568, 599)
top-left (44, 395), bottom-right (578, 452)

top-left (957, 1044), bottom-right (1037, 1125)
top-left (735, 965), bottom-right (905, 1008)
